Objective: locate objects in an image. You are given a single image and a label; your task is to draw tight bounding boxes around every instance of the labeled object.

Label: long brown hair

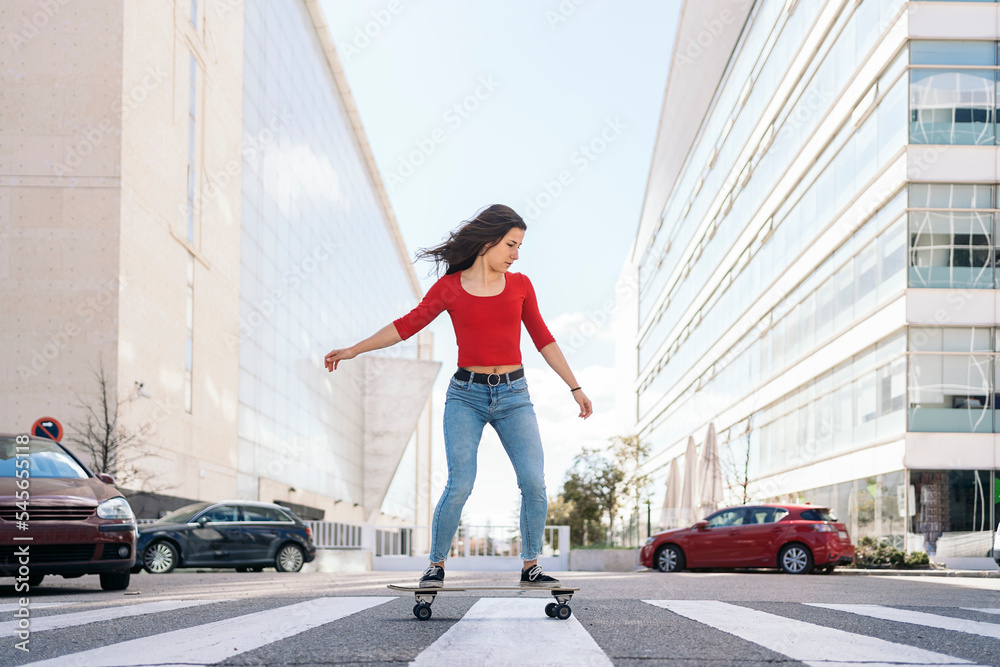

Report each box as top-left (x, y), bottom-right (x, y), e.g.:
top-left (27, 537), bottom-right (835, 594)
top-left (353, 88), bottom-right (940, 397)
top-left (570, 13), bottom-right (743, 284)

top-left (415, 204), bottom-right (527, 276)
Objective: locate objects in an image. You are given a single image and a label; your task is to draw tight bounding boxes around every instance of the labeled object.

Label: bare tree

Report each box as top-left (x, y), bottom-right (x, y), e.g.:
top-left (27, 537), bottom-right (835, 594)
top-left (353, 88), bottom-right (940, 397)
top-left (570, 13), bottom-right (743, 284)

top-left (722, 414), bottom-right (754, 505)
top-left (67, 356), bottom-right (168, 494)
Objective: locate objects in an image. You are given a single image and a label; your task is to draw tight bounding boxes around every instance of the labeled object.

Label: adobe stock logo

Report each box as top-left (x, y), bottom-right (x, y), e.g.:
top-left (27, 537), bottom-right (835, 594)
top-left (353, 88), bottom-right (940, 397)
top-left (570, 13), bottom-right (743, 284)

top-left (339, 0), bottom-right (414, 64)
top-left (383, 75), bottom-right (501, 192)
top-left (522, 117), bottom-right (627, 222)
top-left (5, 0), bottom-right (71, 52)
top-left (673, 1), bottom-right (751, 68)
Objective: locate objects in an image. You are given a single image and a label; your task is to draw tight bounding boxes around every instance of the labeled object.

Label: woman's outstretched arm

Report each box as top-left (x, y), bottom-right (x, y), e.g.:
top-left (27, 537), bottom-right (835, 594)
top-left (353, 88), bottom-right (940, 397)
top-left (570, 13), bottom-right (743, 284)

top-left (324, 323), bottom-right (403, 371)
top-left (539, 342), bottom-right (593, 419)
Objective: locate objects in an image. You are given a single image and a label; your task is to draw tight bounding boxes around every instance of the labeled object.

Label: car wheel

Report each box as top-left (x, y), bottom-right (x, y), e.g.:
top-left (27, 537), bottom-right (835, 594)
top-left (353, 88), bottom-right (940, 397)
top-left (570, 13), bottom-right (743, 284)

top-left (144, 540), bottom-right (179, 574)
top-left (655, 544), bottom-right (685, 573)
top-left (100, 570), bottom-right (131, 591)
top-left (27, 573), bottom-right (44, 586)
top-left (778, 543), bottom-right (813, 574)
top-left (275, 543), bottom-right (304, 572)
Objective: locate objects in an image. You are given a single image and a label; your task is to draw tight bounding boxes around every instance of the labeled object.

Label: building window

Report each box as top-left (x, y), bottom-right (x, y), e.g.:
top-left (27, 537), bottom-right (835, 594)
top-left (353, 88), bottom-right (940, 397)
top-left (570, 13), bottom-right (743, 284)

top-left (908, 184), bottom-right (995, 289)
top-left (753, 332), bottom-right (906, 477)
top-left (910, 470), bottom-right (994, 558)
top-left (909, 41), bottom-right (996, 146)
top-left (187, 54), bottom-right (197, 243)
top-left (185, 252), bottom-right (194, 413)
top-left (908, 327), bottom-right (992, 433)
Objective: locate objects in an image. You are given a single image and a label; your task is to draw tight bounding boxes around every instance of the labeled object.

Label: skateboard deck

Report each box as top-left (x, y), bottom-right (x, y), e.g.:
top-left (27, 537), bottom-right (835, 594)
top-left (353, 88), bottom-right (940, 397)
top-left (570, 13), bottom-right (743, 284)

top-left (387, 585), bottom-right (578, 592)
top-left (387, 584), bottom-right (579, 620)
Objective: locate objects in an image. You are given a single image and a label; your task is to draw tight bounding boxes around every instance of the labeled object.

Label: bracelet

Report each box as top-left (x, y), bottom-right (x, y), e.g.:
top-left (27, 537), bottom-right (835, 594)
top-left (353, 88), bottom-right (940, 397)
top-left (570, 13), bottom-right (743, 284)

top-left (570, 387), bottom-right (581, 392)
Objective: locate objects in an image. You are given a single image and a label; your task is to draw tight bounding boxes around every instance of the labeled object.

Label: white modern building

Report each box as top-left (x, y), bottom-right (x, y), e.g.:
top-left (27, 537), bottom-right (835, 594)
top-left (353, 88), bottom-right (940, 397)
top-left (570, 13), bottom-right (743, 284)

top-left (628, 0), bottom-right (998, 563)
top-left (0, 0), bottom-right (439, 532)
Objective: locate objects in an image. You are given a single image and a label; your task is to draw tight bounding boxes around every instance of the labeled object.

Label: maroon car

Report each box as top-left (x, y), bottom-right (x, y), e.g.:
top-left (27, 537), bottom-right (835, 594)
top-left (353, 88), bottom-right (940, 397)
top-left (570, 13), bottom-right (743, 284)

top-left (640, 504), bottom-right (855, 574)
top-left (0, 434), bottom-right (136, 590)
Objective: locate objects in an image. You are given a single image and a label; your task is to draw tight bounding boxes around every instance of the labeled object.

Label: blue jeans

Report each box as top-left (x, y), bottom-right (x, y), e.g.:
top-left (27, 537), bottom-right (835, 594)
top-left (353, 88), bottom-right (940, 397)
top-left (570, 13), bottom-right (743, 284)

top-left (429, 370), bottom-right (547, 563)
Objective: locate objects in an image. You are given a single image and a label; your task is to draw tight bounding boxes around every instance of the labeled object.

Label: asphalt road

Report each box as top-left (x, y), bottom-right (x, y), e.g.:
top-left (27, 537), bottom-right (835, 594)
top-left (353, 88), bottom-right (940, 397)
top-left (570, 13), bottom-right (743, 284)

top-left (1, 568), bottom-right (999, 666)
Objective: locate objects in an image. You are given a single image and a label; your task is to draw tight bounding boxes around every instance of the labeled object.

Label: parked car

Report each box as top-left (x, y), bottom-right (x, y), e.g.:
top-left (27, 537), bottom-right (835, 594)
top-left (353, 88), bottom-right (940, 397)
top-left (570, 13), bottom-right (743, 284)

top-left (134, 500), bottom-right (316, 574)
top-left (0, 434), bottom-right (137, 590)
top-left (640, 504), bottom-right (855, 575)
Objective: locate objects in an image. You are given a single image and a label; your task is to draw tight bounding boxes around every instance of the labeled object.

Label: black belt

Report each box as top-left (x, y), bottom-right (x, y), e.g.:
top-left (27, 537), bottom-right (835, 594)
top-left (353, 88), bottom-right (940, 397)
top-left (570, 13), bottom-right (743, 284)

top-left (454, 367), bottom-right (524, 386)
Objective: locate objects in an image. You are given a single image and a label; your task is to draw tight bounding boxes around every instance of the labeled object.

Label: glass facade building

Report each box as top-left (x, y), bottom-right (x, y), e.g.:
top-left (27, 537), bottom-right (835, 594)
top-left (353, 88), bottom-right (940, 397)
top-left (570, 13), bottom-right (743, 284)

top-left (631, 0), bottom-right (999, 561)
top-left (237, 0), bottom-right (433, 521)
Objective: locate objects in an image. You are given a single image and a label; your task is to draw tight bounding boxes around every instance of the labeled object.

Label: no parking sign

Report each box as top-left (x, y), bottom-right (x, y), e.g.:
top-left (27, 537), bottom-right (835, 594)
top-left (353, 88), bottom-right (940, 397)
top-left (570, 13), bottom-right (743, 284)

top-left (31, 417), bottom-right (63, 442)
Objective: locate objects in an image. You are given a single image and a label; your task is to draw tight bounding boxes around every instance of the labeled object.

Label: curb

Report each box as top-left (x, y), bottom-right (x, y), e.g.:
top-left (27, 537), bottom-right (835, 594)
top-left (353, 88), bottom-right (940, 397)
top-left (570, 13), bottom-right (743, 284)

top-left (837, 568), bottom-right (999, 578)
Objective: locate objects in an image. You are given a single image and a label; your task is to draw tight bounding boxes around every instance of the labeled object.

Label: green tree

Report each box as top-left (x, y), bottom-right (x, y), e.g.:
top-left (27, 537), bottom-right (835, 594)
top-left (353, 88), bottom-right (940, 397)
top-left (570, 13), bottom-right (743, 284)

top-left (609, 434), bottom-right (651, 535)
top-left (547, 469), bottom-right (603, 547)
top-left (570, 447), bottom-right (625, 545)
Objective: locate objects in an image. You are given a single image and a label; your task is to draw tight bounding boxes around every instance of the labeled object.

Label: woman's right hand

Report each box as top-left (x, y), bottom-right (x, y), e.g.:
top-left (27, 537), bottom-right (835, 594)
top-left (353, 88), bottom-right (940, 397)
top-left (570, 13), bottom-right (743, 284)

top-left (324, 346), bottom-right (357, 371)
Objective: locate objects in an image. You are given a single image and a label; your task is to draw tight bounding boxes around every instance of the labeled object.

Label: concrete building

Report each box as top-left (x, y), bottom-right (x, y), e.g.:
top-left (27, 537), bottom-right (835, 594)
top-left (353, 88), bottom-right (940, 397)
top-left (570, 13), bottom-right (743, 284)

top-left (628, 0), bottom-right (998, 564)
top-left (0, 0), bottom-right (439, 530)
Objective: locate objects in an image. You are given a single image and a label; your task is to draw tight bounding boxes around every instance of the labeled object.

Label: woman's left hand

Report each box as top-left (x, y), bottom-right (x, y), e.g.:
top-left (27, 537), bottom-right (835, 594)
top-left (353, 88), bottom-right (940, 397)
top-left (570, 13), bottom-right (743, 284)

top-left (573, 389), bottom-right (593, 420)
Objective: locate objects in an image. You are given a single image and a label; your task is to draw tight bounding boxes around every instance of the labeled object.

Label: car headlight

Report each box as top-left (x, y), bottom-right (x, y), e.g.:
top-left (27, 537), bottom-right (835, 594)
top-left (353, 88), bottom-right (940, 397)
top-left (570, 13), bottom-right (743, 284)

top-left (645, 536), bottom-right (655, 545)
top-left (97, 497), bottom-right (135, 520)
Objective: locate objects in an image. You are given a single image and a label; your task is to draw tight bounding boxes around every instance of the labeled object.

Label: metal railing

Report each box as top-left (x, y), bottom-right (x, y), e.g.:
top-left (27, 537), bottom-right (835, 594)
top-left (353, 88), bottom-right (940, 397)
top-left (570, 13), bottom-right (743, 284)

top-left (305, 521), bottom-right (365, 549)
top-left (374, 526), bottom-right (412, 556)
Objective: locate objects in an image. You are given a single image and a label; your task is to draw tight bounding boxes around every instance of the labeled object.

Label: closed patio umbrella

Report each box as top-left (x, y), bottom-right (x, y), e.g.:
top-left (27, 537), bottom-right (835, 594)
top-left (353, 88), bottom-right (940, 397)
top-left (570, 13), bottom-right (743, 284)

top-left (659, 457), bottom-right (681, 530)
top-left (699, 423), bottom-right (724, 518)
top-left (680, 436), bottom-right (699, 526)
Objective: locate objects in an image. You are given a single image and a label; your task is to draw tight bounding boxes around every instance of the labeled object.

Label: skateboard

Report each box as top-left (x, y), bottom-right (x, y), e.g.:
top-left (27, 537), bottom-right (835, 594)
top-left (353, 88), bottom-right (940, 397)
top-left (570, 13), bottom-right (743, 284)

top-left (387, 584), bottom-right (579, 621)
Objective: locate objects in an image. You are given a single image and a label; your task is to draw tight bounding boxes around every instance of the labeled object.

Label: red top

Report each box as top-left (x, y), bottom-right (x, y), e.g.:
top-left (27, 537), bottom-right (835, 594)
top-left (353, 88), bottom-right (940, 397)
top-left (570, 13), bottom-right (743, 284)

top-left (393, 271), bottom-right (556, 367)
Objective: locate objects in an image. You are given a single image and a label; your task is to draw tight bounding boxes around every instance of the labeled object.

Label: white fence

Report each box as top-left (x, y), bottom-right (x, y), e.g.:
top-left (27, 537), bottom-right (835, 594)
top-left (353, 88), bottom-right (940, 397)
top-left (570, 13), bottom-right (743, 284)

top-left (306, 521), bottom-right (365, 549)
top-left (368, 524), bottom-right (571, 572)
top-left (304, 522), bottom-right (571, 571)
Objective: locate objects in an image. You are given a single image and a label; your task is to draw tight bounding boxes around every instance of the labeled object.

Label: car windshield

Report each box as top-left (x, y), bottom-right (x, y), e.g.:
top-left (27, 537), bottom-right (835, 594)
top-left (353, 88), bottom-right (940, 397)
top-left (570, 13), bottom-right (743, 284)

top-left (155, 502), bottom-right (211, 524)
top-left (800, 508), bottom-right (837, 522)
top-left (0, 438), bottom-right (89, 479)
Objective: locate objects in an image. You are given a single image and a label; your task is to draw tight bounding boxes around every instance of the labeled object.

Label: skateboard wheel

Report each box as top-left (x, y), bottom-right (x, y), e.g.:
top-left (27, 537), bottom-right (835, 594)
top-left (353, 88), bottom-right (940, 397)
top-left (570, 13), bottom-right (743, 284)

top-left (545, 602), bottom-right (557, 618)
top-left (413, 603), bottom-right (432, 621)
top-left (555, 604), bottom-right (572, 620)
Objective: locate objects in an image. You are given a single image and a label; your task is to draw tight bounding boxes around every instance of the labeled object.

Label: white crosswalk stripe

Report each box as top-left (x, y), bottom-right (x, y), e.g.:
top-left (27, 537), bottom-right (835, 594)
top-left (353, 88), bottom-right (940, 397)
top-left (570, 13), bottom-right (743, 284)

top-left (963, 608), bottom-right (1000, 616)
top-left (0, 602), bottom-right (77, 613)
top-left (410, 598), bottom-right (612, 667)
top-left (20, 597), bottom-right (394, 667)
top-left (645, 600), bottom-right (975, 667)
top-left (810, 604), bottom-right (1000, 639)
top-left (0, 599), bottom-right (225, 635)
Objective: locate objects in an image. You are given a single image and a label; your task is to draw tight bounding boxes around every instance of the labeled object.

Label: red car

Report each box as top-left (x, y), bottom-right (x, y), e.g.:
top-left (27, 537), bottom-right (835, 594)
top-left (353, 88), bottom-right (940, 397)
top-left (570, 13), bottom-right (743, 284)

top-left (640, 504), bottom-right (855, 574)
top-left (0, 434), bottom-right (137, 590)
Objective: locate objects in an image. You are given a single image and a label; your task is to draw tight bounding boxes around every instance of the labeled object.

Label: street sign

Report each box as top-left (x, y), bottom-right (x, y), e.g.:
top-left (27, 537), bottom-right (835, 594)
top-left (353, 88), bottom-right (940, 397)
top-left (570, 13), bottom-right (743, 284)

top-left (31, 417), bottom-right (63, 442)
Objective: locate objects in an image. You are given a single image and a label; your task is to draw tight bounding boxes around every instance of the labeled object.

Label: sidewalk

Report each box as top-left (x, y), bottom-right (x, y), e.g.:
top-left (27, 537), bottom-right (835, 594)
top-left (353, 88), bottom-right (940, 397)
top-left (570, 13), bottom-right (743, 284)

top-left (838, 568), bottom-right (999, 578)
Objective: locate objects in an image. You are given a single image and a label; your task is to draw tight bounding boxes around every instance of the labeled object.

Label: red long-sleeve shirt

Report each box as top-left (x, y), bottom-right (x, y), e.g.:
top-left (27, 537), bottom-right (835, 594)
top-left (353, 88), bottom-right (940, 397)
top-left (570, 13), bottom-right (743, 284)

top-left (392, 271), bottom-right (556, 367)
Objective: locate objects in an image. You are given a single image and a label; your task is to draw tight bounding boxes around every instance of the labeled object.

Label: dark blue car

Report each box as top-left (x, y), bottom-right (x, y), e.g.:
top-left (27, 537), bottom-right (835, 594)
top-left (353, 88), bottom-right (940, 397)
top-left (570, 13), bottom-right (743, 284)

top-left (134, 500), bottom-right (316, 574)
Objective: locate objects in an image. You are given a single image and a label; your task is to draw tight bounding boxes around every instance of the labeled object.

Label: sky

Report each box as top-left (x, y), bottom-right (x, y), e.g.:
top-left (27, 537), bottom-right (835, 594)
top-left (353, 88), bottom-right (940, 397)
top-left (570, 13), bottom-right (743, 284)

top-left (320, 0), bottom-right (681, 526)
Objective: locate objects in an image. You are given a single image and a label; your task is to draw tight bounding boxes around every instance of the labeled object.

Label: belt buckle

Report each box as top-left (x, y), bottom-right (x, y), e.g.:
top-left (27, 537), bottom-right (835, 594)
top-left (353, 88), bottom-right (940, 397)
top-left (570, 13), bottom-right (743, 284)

top-left (487, 373), bottom-right (501, 387)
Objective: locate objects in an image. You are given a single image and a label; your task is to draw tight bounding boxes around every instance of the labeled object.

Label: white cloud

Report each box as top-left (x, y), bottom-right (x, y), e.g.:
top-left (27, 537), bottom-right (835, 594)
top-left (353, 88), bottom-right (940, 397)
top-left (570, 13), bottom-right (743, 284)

top-left (545, 309), bottom-right (616, 345)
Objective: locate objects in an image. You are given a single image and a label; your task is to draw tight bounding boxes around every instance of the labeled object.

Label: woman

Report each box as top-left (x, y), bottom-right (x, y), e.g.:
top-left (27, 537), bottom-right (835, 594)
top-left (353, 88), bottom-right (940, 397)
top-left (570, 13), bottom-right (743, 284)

top-left (324, 204), bottom-right (592, 588)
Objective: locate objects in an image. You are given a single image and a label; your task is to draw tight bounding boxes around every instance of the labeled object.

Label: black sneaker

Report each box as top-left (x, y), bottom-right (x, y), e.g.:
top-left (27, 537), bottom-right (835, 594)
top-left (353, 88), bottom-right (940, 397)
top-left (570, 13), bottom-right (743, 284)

top-left (520, 564), bottom-right (560, 588)
top-left (418, 564), bottom-right (444, 588)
